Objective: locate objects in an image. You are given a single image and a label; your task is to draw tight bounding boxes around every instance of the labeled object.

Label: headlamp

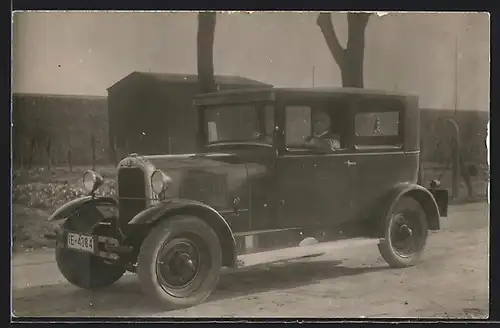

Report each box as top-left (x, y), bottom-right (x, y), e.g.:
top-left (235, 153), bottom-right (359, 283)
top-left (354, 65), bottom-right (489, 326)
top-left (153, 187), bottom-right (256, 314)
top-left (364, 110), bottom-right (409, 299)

top-left (151, 169), bottom-right (171, 194)
top-left (83, 170), bottom-right (104, 193)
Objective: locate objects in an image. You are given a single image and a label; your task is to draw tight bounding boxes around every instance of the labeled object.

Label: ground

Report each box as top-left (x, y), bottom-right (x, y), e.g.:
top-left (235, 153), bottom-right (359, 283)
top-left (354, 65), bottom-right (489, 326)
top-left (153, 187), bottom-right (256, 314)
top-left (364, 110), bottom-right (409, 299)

top-left (12, 202), bottom-right (489, 318)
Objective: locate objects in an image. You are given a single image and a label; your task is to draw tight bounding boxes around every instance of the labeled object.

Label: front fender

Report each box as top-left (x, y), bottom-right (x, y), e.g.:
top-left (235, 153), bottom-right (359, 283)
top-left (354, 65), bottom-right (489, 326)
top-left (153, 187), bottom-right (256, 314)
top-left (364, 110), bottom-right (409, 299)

top-left (48, 196), bottom-right (118, 221)
top-left (128, 199), bottom-right (228, 226)
top-left (376, 183), bottom-right (441, 236)
top-left (129, 198), bottom-right (237, 268)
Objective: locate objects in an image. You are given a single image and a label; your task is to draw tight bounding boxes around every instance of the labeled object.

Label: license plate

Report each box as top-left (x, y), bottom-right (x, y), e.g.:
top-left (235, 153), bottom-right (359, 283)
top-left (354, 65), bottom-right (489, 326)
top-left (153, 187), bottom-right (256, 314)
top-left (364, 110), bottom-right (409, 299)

top-left (67, 232), bottom-right (95, 253)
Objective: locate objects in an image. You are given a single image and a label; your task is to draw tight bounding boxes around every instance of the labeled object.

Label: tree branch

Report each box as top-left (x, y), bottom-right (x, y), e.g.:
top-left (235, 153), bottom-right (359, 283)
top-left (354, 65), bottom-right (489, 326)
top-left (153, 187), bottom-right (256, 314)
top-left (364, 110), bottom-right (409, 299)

top-left (316, 13), bottom-right (345, 67)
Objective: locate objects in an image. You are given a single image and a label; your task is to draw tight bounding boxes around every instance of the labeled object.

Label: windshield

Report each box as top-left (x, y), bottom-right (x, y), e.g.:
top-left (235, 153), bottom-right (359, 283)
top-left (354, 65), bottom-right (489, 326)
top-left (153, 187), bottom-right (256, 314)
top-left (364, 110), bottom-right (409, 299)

top-left (204, 103), bottom-right (274, 145)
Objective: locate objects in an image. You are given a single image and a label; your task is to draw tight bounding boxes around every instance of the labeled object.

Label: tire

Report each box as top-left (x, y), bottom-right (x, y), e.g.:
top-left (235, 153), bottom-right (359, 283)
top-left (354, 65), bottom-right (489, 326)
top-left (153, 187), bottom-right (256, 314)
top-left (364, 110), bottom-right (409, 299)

top-left (378, 196), bottom-right (429, 268)
top-left (55, 218), bottom-right (126, 290)
top-left (137, 215), bottom-right (222, 310)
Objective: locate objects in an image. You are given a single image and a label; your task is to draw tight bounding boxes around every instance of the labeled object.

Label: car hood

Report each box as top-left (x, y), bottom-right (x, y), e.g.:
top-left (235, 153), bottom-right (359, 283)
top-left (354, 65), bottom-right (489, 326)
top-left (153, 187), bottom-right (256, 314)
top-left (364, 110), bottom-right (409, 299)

top-left (141, 152), bottom-right (268, 211)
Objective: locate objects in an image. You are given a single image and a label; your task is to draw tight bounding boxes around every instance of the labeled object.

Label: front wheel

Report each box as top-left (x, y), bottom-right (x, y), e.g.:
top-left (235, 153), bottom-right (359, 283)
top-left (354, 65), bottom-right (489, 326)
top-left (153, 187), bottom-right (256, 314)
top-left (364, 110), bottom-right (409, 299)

top-left (378, 196), bottom-right (429, 268)
top-left (56, 218), bottom-right (126, 290)
top-left (137, 216), bottom-right (222, 310)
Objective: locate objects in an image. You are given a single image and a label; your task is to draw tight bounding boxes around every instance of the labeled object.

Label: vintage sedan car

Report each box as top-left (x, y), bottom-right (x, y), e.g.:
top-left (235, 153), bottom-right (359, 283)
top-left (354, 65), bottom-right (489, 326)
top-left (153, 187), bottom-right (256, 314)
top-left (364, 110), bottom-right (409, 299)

top-left (48, 87), bottom-right (448, 309)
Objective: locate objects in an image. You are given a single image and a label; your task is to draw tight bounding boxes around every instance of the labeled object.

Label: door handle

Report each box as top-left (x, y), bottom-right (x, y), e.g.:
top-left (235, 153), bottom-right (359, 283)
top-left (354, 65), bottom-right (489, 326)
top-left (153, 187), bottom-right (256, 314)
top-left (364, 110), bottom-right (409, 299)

top-left (345, 160), bottom-right (357, 167)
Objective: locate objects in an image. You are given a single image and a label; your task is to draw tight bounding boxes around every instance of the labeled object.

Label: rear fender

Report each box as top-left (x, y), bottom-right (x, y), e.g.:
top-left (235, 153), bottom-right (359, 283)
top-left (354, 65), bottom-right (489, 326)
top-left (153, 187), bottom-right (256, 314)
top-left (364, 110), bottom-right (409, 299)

top-left (375, 183), bottom-right (442, 238)
top-left (48, 196), bottom-right (118, 221)
top-left (129, 199), bottom-right (237, 268)
top-left (429, 188), bottom-right (449, 217)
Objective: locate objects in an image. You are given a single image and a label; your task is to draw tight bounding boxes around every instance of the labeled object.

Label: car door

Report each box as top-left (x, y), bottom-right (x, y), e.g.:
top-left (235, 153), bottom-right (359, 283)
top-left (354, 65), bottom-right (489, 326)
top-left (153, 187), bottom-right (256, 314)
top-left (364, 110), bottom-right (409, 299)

top-left (274, 104), bottom-right (355, 228)
top-left (350, 97), bottom-right (413, 220)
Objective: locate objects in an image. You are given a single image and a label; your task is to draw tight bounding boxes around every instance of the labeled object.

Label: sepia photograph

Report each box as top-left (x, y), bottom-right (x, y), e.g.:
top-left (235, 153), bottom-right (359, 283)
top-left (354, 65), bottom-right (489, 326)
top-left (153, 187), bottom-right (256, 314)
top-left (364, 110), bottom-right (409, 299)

top-left (11, 10), bottom-right (490, 319)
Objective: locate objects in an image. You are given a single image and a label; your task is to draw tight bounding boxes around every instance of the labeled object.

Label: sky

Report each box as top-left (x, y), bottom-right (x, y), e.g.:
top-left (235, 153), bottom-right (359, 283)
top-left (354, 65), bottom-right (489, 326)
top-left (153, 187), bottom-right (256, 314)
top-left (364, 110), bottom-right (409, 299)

top-left (12, 11), bottom-right (490, 110)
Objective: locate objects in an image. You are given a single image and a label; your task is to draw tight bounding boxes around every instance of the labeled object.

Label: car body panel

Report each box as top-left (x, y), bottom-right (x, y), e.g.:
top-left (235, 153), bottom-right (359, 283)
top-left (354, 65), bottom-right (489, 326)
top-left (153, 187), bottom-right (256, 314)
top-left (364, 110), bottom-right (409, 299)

top-left (272, 153), bottom-right (356, 228)
top-left (350, 149), bottom-right (420, 221)
top-left (128, 152), bottom-right (271, 233)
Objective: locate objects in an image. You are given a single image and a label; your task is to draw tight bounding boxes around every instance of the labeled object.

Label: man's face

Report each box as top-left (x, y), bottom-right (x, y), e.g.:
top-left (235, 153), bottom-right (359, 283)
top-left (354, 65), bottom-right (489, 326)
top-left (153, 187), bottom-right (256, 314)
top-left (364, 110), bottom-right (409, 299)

top-left (312, 111), bottom-right (331, 135)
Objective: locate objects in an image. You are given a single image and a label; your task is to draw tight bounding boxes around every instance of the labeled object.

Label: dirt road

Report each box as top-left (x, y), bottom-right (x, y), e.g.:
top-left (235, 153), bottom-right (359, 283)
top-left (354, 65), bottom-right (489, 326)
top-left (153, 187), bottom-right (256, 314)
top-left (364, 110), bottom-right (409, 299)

top-left (12, 203), bottom-right (489, 318)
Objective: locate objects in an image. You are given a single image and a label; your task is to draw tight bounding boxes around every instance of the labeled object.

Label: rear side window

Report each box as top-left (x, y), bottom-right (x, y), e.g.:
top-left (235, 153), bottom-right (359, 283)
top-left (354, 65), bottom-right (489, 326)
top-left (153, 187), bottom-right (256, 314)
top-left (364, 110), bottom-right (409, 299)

top-left (354, 99), bottom-right (403, 149)
top-left (355, 111), bottom-right (400, 137)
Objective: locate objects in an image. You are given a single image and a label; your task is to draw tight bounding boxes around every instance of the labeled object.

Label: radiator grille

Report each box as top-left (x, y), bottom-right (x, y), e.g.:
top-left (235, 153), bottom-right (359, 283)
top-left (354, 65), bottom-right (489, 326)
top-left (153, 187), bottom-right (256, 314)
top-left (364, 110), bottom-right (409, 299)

top-left (118, 167), bottom-right (147, 223)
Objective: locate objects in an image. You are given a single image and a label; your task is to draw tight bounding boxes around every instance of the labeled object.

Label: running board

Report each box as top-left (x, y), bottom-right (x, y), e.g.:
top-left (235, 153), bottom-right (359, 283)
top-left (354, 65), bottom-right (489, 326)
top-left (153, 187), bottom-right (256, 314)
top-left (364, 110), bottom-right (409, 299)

top-left (232, 221), bottom-right (378, 255)
top-left (230, 237), bottom-right (376, 270)
top-left (233, 226), bottom-right (301, 237)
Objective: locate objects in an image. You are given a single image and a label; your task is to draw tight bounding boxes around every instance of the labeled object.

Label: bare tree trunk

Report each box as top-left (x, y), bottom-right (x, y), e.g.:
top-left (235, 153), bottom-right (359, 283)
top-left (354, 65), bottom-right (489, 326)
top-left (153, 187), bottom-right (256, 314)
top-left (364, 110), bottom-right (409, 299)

top-left (197, 11), bottom-right (217, 94)
top-left (13, 142), bottom-right (18, 168)
top-left (196, 11), bottom-right (217, 151)
top-left (344, 13), bottom-right (370, 88)
top-left (317, 12), bottom-right (371, 88)
top-left (19, 140), bottom-right (24, 169)
top-left (459, 154), bottom-right (474, 199)
top-left (91, 135), bottom-right (96, 171)
top-left (46, 138), bottom-right (52, 171)
top-left (459, 122), bottom-right (474, 199)
top-left (451, 138), bottom-right (460, 200)
top-left (67, 135), bottom-right (73, 172)
top-left (28, 138), bottom-right (36, 170)
top-left (112, 138), bottom-right (118, 166)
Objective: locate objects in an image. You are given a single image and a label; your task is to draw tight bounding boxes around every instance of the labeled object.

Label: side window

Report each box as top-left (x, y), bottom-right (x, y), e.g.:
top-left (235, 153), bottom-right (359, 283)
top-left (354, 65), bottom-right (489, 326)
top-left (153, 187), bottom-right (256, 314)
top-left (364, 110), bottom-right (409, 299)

top-left (285, 106), bottom-right (312, 148)
top-left (354, 99), bottom-right (403, 149)
top-left (355, 111), bottom-right (400, 137)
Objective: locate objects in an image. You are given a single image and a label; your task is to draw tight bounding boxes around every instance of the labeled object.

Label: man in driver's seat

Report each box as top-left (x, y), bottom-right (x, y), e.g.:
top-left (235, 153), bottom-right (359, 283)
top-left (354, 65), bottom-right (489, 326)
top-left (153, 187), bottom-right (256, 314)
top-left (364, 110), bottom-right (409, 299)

top-left (306, 109), bottom-right (341, 151)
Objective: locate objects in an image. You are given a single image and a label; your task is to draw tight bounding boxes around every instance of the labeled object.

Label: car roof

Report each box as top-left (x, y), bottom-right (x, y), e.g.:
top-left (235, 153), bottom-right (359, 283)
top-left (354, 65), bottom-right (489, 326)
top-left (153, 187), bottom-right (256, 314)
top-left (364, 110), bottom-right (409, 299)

top-left (193, 87), bottom-right (417, 106)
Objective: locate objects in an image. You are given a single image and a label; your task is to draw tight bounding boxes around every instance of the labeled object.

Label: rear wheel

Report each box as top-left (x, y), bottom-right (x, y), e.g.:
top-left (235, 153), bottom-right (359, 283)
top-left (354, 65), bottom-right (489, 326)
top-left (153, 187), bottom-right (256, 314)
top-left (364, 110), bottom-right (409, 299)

top-left (137, 216), bottom-right (222, 310)
top-left (55, 208), bottom-right (126, 290)
top-left (378, 196), bottom-right (429, 268)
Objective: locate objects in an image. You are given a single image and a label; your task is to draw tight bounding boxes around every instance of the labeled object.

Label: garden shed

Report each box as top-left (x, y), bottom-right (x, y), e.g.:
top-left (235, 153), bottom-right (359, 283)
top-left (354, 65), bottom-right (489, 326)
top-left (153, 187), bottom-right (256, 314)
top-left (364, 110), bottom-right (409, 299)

top-left (107, 71), bottom-right (272, 159)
